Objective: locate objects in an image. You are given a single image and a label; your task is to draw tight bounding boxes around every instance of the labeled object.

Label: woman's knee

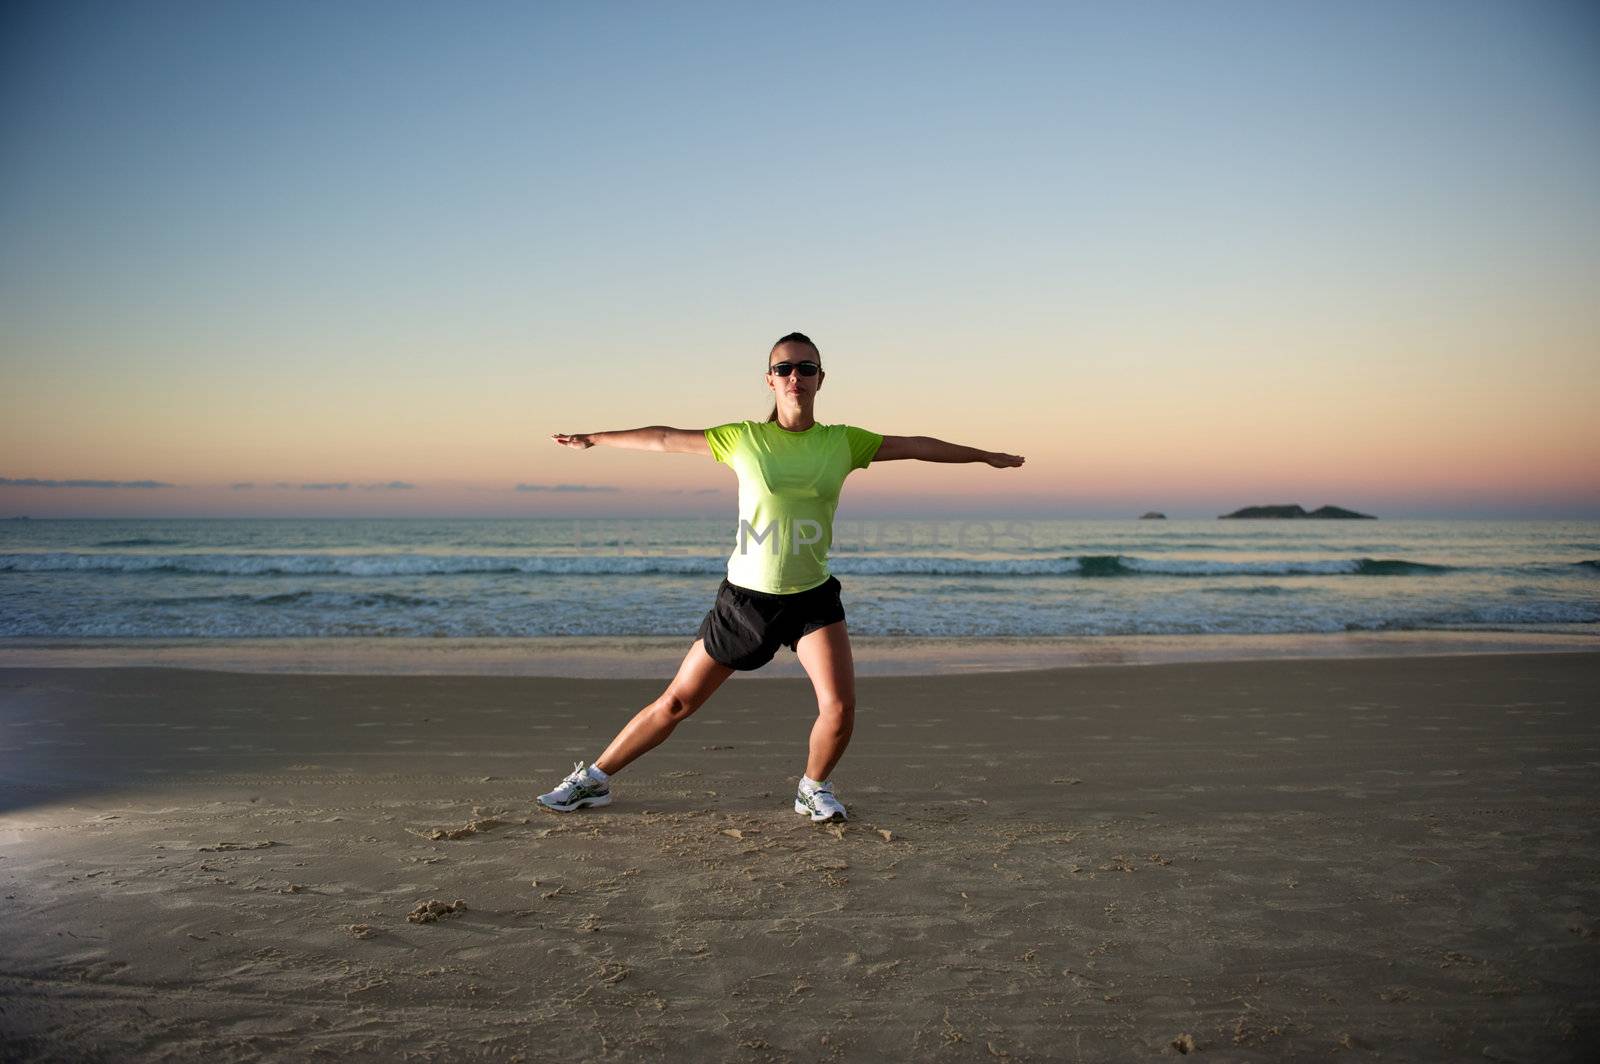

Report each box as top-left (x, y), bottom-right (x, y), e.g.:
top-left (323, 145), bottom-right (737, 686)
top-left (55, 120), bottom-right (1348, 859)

top-left (654, 687), bottom-right (705, 722)
top-left (817, 697), bottom-right (855, 726)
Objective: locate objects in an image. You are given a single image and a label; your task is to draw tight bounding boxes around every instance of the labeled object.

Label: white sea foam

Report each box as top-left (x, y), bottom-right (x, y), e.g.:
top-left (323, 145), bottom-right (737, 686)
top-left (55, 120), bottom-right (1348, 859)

top-left (0, 551), bottom-right (1463, 578)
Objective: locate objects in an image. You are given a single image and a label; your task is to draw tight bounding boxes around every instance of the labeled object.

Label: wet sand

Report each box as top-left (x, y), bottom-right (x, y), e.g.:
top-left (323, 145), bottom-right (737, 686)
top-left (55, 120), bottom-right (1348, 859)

top-left (3, 629), bottom-right (1595, 678)
top-left (2, 653), bottom-right (1598, 1061)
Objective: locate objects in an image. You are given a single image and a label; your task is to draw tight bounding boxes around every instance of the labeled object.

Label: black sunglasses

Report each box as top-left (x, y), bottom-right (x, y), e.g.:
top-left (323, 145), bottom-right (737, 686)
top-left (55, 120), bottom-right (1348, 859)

top-left (769, 360), bottom-right (820, 377)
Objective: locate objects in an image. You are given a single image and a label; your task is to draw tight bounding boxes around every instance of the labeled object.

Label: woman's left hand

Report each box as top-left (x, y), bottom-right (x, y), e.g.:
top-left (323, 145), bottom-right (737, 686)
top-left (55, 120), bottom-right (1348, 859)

top-left (986, 452), bottom-right (1025, 468)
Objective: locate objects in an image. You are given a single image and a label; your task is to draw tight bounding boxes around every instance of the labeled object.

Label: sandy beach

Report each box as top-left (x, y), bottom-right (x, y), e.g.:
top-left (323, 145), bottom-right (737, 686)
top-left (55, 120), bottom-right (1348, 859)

top-left (2, 652), bottom-right (1598, 1061)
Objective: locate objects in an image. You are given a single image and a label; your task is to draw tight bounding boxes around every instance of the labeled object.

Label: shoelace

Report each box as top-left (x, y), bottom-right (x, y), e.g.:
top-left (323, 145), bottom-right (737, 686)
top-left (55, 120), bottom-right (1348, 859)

top-left (562, 761), bottom-right (592, 788)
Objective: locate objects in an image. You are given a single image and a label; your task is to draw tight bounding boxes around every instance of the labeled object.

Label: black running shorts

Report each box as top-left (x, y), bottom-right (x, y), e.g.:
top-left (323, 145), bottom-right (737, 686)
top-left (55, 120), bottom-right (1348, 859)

top-left (696, 575), bottom-right (846, 671)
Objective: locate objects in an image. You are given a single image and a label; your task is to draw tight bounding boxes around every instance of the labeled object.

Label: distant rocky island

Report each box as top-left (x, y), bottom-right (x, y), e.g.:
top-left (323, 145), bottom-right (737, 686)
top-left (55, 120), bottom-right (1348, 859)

top-left (1220, 504), bottom-right (1375, 520)
top-left (1138, 511), bottom-right (1166, 519)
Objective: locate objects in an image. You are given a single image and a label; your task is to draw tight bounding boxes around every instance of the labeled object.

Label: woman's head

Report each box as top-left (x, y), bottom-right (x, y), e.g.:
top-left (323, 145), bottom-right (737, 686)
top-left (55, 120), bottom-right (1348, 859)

top-left (766, 332), bottom-right (824, 422)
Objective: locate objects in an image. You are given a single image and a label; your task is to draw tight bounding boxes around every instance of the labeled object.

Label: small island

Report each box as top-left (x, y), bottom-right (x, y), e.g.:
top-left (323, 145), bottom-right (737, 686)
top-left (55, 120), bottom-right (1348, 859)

top-left (1219, 504), bottom-right (1376, 520)
top-left (1138, 511), bottom-right (1167, 520)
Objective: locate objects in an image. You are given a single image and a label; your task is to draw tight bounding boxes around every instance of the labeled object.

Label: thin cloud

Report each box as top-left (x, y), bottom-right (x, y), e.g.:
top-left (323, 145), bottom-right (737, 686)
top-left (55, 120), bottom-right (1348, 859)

top-left (515, 483), bottom-right (621, 493)
top-left (232, 480), bottom-right (413, 491)
top-left (0, 476), bottom-right (175, 489)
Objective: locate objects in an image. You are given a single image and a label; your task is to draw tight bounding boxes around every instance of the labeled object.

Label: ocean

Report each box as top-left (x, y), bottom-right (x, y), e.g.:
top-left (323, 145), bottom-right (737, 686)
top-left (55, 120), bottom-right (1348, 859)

top-left (2, 517), bottom-right (1595, 645)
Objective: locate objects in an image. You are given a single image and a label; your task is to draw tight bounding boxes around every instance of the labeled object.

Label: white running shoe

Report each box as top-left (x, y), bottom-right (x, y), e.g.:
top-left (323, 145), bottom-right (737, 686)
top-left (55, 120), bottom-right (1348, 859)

top-left (795, 780), bottom-right (848, 823)
top-left (537, 761), bottom-right (612, 812)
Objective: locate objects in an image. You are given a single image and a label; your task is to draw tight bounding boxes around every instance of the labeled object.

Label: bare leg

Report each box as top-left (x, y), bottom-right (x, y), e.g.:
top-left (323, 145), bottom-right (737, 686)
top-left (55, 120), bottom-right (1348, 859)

top-left (592, 639), bottom-right (735, 775)
top-left (794, 620), bottom-right (856, 782)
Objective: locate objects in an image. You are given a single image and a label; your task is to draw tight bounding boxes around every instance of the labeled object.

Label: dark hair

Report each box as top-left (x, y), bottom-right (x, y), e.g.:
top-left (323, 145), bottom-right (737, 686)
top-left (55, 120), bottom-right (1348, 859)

top-left (766, 332), bottom-right (821, 422)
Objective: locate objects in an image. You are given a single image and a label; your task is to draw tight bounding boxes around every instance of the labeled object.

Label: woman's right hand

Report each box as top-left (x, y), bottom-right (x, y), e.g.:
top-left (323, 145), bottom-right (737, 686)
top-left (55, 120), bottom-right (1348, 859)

top-left (551, 433), bottom-right (595, 450)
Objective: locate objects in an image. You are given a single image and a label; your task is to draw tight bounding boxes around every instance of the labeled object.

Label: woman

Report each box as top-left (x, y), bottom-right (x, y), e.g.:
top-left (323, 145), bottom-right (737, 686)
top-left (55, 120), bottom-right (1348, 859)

top-left (537, 332), bottom-right (1025, 823)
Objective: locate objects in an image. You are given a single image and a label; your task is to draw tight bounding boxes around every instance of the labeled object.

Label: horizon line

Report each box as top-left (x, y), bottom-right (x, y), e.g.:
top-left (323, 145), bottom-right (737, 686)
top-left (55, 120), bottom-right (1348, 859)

top-left (4, 512), bottom-right (1599, 523)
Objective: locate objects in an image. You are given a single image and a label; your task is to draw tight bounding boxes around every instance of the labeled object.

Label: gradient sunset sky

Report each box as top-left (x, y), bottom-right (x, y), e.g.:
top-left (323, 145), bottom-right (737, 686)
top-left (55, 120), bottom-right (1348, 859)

top-left (2, 1), bottom-right (1596, 519)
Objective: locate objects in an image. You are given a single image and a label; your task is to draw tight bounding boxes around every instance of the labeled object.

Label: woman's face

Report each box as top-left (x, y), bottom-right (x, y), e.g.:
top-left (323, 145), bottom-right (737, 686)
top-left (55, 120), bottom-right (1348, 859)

top-left (767, 342), bottom-right (824, 404)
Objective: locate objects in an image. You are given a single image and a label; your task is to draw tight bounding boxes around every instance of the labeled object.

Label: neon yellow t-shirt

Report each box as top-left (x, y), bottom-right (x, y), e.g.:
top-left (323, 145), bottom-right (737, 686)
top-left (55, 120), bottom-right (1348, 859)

top-left (704, 419), bottom-right (883, 594)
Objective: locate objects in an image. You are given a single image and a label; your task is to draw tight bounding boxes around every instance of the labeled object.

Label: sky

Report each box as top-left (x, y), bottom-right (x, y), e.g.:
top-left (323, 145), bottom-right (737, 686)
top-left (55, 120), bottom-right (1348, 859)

top-left (2, 0), bottom-right (1597, 520)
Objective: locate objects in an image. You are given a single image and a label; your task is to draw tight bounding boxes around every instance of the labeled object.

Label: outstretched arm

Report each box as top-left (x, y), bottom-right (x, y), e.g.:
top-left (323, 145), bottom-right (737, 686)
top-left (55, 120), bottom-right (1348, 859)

top-left (551, 427), bottom-right (711, 456)
top-left (873, 435), bottom-right (1025, 468)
